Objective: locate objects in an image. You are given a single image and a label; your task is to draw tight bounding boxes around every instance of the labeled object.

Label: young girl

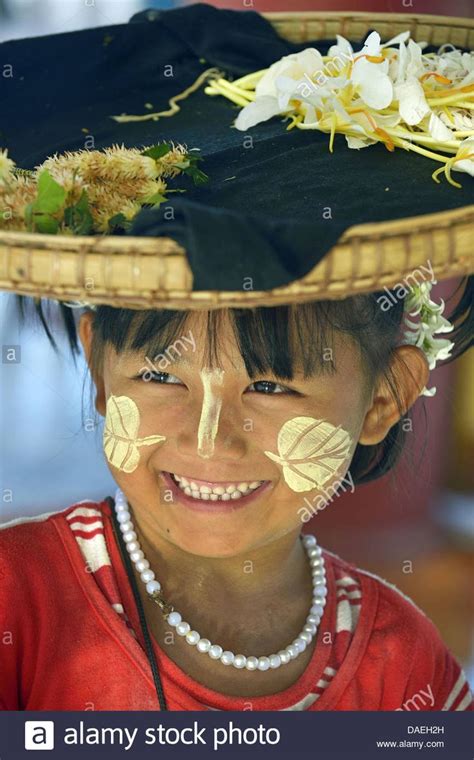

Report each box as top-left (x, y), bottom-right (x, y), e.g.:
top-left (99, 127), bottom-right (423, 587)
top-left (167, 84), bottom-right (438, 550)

top-left (0, 0), bottom-right (472, 714)
top-left (0, 287), bottom-right (472, 711)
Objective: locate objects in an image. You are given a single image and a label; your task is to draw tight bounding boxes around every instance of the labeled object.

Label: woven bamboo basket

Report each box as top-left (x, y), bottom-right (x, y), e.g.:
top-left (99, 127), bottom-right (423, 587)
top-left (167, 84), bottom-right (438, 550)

top-left (1, 11), bottom-right (473, 311)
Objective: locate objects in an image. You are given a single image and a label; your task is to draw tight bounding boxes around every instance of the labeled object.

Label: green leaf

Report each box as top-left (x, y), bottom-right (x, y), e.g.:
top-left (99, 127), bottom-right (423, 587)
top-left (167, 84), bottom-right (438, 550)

top-left (143, 191), bottom-right (168, 207)
top-left (33, 170), bottom-right (66, 214)
top-left (24, 203), bottom-right (34, 231)
top-left (32, 213), bottom-right (60, 234)
top-left (108, 213), bottom-right (132, 232)
top-left (178, 152), bottom-right (209, 185)
top-left (141, 143), bottom-right (172, 160)
top-left (25, 200), bottom-right (59, 233)
top-left (185, 166), bottom-right (208, 185)
top-left (64, 189), bottom-right (94, 235)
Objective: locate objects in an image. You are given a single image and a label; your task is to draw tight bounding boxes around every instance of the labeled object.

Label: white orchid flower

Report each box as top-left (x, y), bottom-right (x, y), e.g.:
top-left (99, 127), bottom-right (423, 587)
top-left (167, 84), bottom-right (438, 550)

top-left (423, 337), bottom-right (455, 370)
top-left (327, 34), bottom-right (354, 60)
top-left (401, 279), bottom-right (455, 397)
top-left (427, 112), bottom-right (454, 141)
top-left (328, 30), bottom-right (408, 62)
top-left (222, 26), bottom-right (470, 188)
top-left (439, 109), bottom-right (474, 131)
top-left (255, 47), bottom-right (325, 99)
top-left (234, 47), bottom-right (326, 131)
top-left (435, 48), bottom-right (474, 83)
top-left (452, 136), bottom-right (474, 177)
top-left (383, 30), bottom-right (411, 48)
top-left (395, 77), bottom-right (430, 125)
top-left (234, 95), bottom-right (286, 131)
top-left (350, 32), bottom-right (393, 110)
top-left (349, 30), bottom-right (409, 112)
top-left (393, 39), bottom-right (431, 125)
top-left (425, 313), bottom-right (455, 333)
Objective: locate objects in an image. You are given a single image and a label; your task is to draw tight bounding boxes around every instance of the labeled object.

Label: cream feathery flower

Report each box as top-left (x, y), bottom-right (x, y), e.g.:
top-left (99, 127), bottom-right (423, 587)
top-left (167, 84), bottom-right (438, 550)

top-left (0, 148), bottom-right (16, 183)
top-left (40, 145), bottom-right (159, 185)
top-left (0, 175), bottom-right (37, 230)
top-left (93, 197), bottom-right (142, 233)
top-left (136, 178), bottom-right (168, 203)
top-left (150, 141), bottom-right (190, 178)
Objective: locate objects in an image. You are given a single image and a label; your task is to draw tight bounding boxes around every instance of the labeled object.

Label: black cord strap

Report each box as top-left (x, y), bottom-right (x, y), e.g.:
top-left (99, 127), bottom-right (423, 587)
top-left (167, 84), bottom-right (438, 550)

top-left (107, 496), bottom-right (168, 711)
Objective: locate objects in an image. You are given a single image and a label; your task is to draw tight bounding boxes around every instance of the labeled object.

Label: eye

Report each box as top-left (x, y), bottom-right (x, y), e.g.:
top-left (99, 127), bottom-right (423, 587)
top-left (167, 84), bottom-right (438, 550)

top-left (137, 371), bottom-right (184, 385)
top-left (247, 380), bottom-right (295, 395)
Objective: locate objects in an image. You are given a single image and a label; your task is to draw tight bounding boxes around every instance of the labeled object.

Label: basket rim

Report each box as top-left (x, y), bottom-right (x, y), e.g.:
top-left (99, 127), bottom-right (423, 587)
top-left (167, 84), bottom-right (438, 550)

top-left (263, 10), bottom-right (474, 28)
top-left (1, 204), bottom-right (472, 309)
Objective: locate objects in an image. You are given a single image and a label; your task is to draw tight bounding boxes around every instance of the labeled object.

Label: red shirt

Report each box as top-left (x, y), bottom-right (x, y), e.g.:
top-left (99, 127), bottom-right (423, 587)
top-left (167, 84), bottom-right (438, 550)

top-left (0, 497), bottom-right (472, 711)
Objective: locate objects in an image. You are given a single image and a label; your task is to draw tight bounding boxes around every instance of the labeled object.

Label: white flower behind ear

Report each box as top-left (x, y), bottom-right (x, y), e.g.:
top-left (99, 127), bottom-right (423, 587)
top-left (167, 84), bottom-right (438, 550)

top-left (402, 280), bottom-right (455, 397)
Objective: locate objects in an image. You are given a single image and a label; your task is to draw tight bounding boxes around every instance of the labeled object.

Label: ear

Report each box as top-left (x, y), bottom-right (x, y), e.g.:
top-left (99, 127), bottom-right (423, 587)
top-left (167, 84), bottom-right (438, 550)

top-left (359, 345), bottom-right (430, 445)
top-left (78, 311), bottom-right (106, 417)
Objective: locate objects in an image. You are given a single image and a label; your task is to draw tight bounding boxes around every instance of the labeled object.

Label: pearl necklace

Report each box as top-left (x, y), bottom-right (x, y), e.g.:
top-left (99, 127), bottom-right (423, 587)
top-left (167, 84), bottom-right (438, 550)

top-left (114, 487), bottom-right (327, 672)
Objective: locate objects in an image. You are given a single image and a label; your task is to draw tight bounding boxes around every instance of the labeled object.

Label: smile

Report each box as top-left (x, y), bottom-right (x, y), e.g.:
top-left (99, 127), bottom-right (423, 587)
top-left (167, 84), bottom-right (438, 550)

top-left (160, 471), bottom-right (272, 512)
top-left (172, 471), bottom-right (264, 499)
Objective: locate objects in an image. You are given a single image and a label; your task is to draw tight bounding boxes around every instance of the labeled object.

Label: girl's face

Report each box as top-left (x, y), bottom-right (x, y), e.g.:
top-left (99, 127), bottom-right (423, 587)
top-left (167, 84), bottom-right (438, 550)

top-left (93, 312), bottom-right (371, 558)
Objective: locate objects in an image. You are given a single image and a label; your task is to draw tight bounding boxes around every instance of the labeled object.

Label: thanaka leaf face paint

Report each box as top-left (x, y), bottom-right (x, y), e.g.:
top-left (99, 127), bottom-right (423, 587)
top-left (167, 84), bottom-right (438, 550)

top-left (197, 368), bottom-right (225, 458)
top-left (103, 394), bottom-right (166, 473)
top-left (264, 416), bottom-right (353, 492)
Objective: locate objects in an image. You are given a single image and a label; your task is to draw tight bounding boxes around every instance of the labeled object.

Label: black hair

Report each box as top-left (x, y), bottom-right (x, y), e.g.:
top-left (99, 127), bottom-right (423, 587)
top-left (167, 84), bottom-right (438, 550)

top-left (14, 275), bottom-right (473, 486)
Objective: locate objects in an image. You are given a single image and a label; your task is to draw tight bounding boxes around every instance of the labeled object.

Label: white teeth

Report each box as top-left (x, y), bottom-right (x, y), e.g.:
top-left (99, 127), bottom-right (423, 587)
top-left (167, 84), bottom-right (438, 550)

top-left (170, 472), bottom-right (265, 502)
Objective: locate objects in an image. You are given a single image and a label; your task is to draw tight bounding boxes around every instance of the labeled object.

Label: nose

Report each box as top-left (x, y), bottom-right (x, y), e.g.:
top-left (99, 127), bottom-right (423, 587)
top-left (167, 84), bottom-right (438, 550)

top-left (176, 369), bottom-right (248, 461)
top-left (196, 368), bottom-right (224, 458)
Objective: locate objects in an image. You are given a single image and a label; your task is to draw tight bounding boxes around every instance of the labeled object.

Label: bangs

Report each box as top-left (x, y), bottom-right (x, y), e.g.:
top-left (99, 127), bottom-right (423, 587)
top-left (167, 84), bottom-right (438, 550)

top-left (88, 302), bottom-right (366, 382)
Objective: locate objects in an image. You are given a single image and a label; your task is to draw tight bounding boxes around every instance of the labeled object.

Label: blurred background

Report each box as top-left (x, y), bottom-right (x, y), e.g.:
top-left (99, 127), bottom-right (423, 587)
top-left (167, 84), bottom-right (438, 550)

top-left (0, 0), bottom-right (473, 42)
top-left (0, 0), bottom-right (473, 688)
